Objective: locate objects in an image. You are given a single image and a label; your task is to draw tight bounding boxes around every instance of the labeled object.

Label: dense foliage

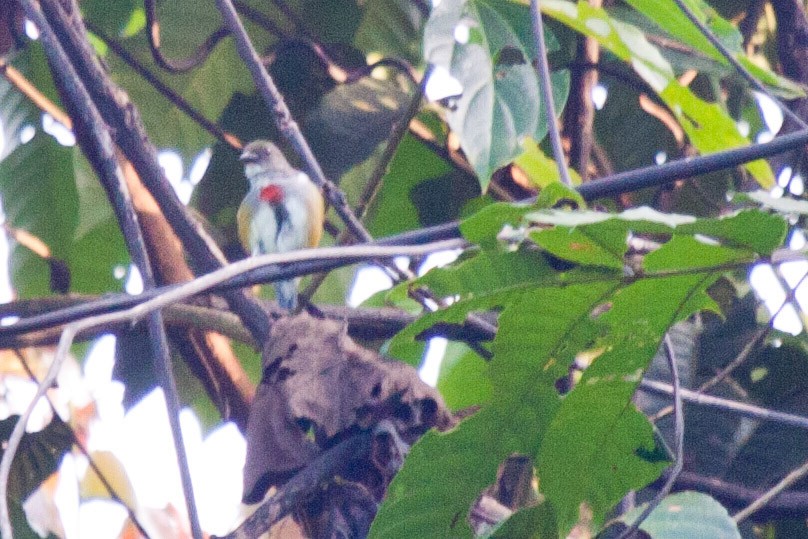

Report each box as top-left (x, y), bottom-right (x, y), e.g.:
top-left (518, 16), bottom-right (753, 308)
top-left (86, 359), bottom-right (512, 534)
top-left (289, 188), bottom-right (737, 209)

top-left (2, 0), bottom-right (808, 537)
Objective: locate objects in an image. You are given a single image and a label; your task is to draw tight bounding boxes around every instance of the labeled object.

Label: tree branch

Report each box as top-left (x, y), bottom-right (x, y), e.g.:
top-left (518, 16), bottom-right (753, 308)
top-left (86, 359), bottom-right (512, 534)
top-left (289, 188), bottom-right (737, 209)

top-left (19, 2), bottom-right (204, 536)
top-left (37, 0), bottom-right (270, 344)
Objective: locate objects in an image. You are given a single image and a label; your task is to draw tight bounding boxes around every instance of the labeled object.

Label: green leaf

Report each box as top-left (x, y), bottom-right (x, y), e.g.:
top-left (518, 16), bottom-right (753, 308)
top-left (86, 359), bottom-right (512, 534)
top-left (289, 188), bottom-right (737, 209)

top-left (659, 83), bottom-right (774, 188)
top-left (0, 134), bottom-right (77, 298)
top-left (105, 0), bottom-right (268, 161)
top-left (539, 273), bottom-right (718, 531)
top-left (676, 210), bottom-right (787, 256)
top-left (82, 0), bottom-right (139, 36)
top-left (305, 76), bottom-right (411, 180)
top-left (424, 0), bottom-right (569, 186)
top-left (618, 491), bottom-right (740, 539)
top-left (492, 503), bottom-right (557, 538)
top-left (459, 200), bottom-right (539, 248)
top-left (436, 343), bottom-right (492, 410)
top-left (643, 235), bottom-right (755, 271)
top-left (514, 138), bottom-right (582, 188)
top-left (623, 0), bottom-right (803, 98)
top-left (531, 220), bottom-right (629, 270)
top-left (541, 0), bottom-right (775, 188)
top-left (367, 132), bottom-right (480, 238)
top-left (374, 206), bottom-right (785, 537)
top-left (354, 0), bottom-right (423, 63)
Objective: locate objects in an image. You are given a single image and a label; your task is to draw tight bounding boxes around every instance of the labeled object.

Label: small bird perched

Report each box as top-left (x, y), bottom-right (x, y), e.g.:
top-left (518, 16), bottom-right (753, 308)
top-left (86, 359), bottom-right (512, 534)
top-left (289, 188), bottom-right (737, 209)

top-left (237, 140), bottom-right (325, 310)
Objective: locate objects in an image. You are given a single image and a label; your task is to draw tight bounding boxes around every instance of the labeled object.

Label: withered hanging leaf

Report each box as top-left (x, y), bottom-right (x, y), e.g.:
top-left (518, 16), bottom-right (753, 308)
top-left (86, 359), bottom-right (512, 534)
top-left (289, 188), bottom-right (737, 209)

top-left (0, 415), bottom-right (73, 502)
top-left (243, 313), bottom-right (453, 504)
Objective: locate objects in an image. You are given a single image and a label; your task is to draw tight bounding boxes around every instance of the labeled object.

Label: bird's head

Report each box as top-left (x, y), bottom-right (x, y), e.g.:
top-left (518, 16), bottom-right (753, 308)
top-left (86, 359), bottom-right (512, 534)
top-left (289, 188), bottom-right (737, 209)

top-left (240, 140), bottom-right (293, 181)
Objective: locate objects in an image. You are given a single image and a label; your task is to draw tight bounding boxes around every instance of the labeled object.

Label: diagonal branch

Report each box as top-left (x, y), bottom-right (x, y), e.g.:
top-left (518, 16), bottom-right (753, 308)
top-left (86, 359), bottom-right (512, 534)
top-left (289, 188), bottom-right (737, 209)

top-left (37, 0), bottom-right (270, 344)
top-left (18, 1), bottom-right (204, 537)
top-left (214, 0), bottom-right (372, 243)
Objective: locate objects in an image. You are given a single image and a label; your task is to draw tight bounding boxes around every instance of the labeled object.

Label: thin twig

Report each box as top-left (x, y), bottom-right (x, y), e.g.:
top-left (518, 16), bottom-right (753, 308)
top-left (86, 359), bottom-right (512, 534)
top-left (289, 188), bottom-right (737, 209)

top-left (669, 470), bottom-right (808, 517)
top-left (653, 267), bottom-right (808, 421)
top-left (0, 324), bottom-right (77, 539)
top-left (530, 0), bottom-right (573, 186)
top-left (38, 0), bottom-right (270, 344)
top-left (670, 0), bottom-right (807, 129)
top-left (298, 67), bottom-right (426, 304)
top-left (619, 335), bottom-right (684, 538)
top-left (213, 0), bottom-right (372, 243)
top-left (144, 0), bottom-right (228, 73)
top-left (217, 433), bottom-right (372, 538)
top-left (563, 0), bottom-right (601, 181)
top-left (638, 379), bottom-right (808, 430)
top-left (0, 223), bottom-right (463, 339)
top-left (578, 127), bottom-right (808, 200)
top-left (733, 458), bottom-right (808, 522)
top-left (268, 0), bottom-right (311, 40)
top-left (11, 351), bottom-right (152, 538)
top-left (232, 0), bottom-right (288, 38)
top-left (0, 57), bottom-right (71, 128)
top-left (86, 21), bottom-right (242, 149)
top-left (0, 239), bottom-right (465, 539)
top-left (19, 1), bottom-right (204, 537)
top-left (355, 69), bottom-right (427, 221)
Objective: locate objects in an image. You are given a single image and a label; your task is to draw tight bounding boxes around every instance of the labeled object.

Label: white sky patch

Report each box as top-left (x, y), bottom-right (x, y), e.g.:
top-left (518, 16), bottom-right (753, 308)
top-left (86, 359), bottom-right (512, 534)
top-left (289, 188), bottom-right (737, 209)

top-left (419, 249), bottom-right (462, 275)
top-left (194, 422), bottom-right (246, 535)
top-left (348, 265), bottom-right (393, 307)
top-left (736, 119), bottom-right (750, 137)
top-left (425, 65), bottom-right (463, 102)
top-left (754, 91), bottom-right (784, 134)
top-left (159, 151), bottom-right (192, 204)
top-left (20, 124), bottom-right (36, 144)
top-left (791, 175), bottom-right (805, 196)
top-left (78, 501), bottom-right (128, 539)
top-left (756, 129), bottom-right (774, 144)
top-left (112, 264), bottom-right (127, 281)
top-left (42, 113), bottom-right (75, 147)
top-left (791, 229), bottom-right (806, 250)
top-left (592, 83), bottom-right (607, 110)
top-left (454, 22), bottom-right (470, 44)
top-left (189, 149), bottom-right (212, 186)
top-left (750, 264), bottom-right (803, 335)
top-left (25, 19), bottom-right (39, 40)
top-left (125, 264), bottom-right (143, 295)
top-left (778, 166), bottom-right (793, 188)
top-left (419, 337), bottom-right (447, 387)
top-left (655, 151), bottom-right (667, 165)
top-left (113, 390), bottom-right (184, 510)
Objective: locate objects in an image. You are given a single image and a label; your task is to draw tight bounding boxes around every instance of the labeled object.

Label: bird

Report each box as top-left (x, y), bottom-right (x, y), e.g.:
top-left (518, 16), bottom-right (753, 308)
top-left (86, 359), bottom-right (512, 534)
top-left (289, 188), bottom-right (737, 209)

top-left (237, 140), bottom-right (325, 310)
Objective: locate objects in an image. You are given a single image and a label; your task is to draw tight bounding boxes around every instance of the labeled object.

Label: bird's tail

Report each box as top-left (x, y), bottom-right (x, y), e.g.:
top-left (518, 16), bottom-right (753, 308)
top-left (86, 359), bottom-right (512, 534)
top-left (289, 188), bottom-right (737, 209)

top-left (274, 278), bottom-right (299, 311)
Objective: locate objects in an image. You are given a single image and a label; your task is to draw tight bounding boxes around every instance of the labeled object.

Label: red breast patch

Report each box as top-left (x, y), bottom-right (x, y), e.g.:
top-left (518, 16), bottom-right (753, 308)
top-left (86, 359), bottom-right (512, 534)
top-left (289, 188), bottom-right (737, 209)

top-left (259, 184), bottom-right (284, 204)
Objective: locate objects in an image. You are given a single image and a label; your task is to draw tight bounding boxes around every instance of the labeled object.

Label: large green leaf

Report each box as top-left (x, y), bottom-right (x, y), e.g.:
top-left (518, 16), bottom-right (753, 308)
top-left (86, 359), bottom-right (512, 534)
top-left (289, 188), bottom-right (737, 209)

top-left (354, 0), bottom-right (424, 63)
top-left (540, 0), bottom-right (775, 189)
top-left (0, 133), bottom-right (77, 298)
top-left (372, 205), bottom-right (786, 537)
top-left (423, 0), bottom-right (569, 187)
top-left (368, 131), bottom-right (481, 237)
top-left (623, 0), bottom-right (803, 98)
